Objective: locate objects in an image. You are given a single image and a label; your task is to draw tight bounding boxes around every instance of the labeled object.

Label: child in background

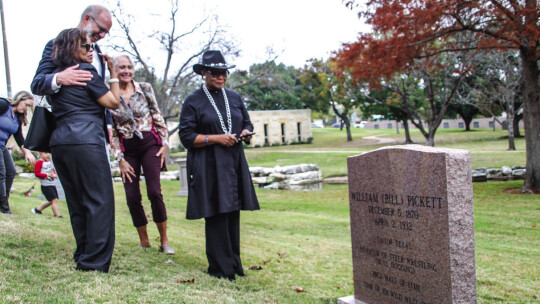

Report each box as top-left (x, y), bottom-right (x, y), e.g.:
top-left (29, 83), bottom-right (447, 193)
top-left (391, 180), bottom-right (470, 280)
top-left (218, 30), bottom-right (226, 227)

top-left (31, 152), bottom-right (61, 217)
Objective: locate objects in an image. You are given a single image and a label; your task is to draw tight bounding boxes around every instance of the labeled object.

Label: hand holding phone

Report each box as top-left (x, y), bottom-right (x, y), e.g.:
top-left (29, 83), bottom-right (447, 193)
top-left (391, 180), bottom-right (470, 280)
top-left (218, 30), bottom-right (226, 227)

top-left (238, 132), bottom-right (256, 141)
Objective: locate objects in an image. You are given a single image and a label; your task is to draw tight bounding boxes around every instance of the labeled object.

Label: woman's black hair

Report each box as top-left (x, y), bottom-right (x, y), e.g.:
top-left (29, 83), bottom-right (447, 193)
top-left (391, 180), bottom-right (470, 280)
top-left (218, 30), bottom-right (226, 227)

top-left (51, 28), bottom-right (87, 67)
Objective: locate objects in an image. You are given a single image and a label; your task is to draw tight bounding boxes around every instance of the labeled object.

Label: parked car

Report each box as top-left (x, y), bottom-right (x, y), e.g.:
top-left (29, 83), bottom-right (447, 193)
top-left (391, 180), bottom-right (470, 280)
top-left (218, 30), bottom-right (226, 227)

top-left (311, 123), bottom-right (323, 128)
top-left (354, 121), bottom-right (367, 128)
top-left (332, 122), bottom-right (341, 128)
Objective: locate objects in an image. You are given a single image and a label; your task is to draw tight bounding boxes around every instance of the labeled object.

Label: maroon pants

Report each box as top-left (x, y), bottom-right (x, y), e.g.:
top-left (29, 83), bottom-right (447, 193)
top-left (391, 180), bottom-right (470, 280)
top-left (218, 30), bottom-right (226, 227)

top-left (122, 131), bottom-right (167, 227)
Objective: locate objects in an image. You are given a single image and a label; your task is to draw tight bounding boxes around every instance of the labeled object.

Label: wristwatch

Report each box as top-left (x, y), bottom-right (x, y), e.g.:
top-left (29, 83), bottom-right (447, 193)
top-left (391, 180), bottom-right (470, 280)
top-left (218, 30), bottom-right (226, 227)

top-left (116, 155), bottom-right (124, 162)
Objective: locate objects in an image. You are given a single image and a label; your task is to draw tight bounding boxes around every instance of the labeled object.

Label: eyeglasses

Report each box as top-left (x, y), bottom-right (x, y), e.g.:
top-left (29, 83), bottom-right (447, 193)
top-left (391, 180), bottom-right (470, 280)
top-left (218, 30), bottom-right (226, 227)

top-left (90, 15), bottom-right (109, 35)
top-left (81, 43), bottom-right (96, 52)
top-left (205, 69), bottom-right (229, 78)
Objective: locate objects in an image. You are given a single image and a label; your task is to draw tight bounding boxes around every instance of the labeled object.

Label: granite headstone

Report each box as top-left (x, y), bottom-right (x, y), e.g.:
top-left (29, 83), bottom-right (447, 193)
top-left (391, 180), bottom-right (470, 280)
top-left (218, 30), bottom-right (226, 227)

top-left (340, 145), bottom-right (476, 304)
top-left (175, 158), bottom-right (188, 196)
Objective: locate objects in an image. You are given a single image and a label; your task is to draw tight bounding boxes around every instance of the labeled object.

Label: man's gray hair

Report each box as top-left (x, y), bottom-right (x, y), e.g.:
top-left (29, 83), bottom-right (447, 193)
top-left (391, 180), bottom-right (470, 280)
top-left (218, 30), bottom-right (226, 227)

top-left (80, 4), bottom-right (111, 20)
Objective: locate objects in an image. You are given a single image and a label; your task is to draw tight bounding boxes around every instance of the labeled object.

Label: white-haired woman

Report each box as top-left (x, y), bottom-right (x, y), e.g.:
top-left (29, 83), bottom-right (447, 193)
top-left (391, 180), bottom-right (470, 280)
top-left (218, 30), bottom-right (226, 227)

top-left (109, 55), bottom-right (175, 254)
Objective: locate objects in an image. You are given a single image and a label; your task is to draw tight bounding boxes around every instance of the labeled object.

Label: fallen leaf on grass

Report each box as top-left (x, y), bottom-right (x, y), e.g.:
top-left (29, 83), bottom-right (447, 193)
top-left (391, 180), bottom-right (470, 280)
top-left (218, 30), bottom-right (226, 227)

top-left (292, 286), bottom-right (304, 292)
top-left (533, 223), bottom-right (537, 228)
top-left (263, 259), bottom-right (272, 265)
top-left (278, 252), bottom-right (288, 258)
top-left (176, 278), bottom-right (195, 284)
top-left (249, 265), bottom-right (263, 270)
top-left (164, 259), bottom-right (174, 264)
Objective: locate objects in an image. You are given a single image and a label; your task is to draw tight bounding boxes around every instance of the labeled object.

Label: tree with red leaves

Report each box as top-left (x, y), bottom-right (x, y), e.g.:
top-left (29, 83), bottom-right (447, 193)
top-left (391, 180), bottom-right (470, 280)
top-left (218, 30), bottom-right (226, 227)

top-left (335, 0), bottom-right (540, 193)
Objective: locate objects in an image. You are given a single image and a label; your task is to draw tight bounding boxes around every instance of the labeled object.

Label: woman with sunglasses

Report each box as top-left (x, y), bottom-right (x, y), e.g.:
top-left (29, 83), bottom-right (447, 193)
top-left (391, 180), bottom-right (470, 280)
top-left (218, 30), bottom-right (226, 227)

top-left (109, 55), bottom-right (175, 255)
top-left (49, 28), bottom-right (119, 273)
top-left (179, 50), bottom-right (259, 280)
top-left (0, 91), bottom-right (36, 214)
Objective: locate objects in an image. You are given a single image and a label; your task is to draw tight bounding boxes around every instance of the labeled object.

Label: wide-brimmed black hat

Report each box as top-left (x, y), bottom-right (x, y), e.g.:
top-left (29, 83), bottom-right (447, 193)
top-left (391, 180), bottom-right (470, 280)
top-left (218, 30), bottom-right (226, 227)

top-left (193, 50), bottom-right (236, 75)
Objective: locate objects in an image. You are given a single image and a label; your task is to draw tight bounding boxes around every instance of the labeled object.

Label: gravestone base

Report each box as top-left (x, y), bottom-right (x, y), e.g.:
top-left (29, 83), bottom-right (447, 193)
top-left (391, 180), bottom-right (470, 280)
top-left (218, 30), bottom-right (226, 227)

top-left (337, 295), bottom-right (366, 304)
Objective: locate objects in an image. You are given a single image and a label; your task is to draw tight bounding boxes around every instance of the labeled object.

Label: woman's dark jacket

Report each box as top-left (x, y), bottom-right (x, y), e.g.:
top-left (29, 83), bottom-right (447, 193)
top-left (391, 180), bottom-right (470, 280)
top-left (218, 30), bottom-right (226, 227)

top-left (49, 63), bottom-right (109, 147)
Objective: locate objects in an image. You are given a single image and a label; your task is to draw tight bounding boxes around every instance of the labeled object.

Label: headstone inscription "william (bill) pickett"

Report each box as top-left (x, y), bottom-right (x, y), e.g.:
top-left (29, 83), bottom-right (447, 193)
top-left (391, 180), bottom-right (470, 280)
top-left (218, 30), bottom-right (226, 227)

top-left (340, 145), bottom-right (477, 304)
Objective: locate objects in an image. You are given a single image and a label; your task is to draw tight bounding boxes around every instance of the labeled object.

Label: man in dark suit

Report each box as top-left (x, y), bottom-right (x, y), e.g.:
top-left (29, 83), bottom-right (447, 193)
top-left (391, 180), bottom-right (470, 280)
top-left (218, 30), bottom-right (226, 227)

top-left (31, 4), bottom-right (115, 273)
top-left (31, 5), bottom-right (112, 95)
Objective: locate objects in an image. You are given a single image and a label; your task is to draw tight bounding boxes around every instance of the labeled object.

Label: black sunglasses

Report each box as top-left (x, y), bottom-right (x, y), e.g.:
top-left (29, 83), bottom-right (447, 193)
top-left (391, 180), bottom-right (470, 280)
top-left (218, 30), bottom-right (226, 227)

top-left (205, 69), bottom-right (229, 78)
top-left (81, 43), bottom-right (95, 52)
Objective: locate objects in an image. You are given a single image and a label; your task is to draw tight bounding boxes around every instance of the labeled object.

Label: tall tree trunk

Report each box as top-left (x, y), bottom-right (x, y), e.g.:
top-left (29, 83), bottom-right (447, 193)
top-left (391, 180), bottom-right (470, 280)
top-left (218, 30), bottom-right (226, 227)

top-left (402, 119), bottom-right (413, 144)
top-left (395, 120), bottom-right (400, 134)
top-left (331, 102), bottom-right (353, 142)
top-left (513, 113), bottom-right (523, 137)
top-left (343, 116), bottom-right (353, 142)
top-left (455, 104), bottom-right (479, 132)
top-left (520, 47), bottom-right (540, 193)
top-left (425, 134), bottom-right (435, 147)
top-left (463, 118), bottom-right (472, 131)
top-left (425, 126), bottom-right (436, 147)
top-left (507, 115), bottom-right (516, 151)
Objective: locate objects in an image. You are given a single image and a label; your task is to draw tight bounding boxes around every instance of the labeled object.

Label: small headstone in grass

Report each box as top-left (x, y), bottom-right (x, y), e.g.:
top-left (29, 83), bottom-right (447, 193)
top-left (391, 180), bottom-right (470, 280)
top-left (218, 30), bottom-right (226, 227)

top-left (339, 145), bottom-right (477, 304)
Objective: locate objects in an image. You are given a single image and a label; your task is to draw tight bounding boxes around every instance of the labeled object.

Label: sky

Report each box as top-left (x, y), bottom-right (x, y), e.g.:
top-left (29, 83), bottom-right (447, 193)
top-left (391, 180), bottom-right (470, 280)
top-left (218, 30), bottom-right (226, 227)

top-left (0, 0), bottom-right (368, 97)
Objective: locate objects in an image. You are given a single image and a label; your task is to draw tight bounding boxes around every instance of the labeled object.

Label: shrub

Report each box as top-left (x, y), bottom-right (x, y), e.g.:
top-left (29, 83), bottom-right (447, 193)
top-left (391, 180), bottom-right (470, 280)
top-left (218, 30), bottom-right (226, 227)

top-left (10, 149), bottom-right (26, 162)
top-left (22, 162), bottom-right (35, 173)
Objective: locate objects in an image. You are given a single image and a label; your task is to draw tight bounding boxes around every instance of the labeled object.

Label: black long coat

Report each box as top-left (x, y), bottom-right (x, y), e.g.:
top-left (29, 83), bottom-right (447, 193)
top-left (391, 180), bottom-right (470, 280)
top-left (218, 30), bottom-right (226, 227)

top-left (179, 86), bottom-right (260, 219)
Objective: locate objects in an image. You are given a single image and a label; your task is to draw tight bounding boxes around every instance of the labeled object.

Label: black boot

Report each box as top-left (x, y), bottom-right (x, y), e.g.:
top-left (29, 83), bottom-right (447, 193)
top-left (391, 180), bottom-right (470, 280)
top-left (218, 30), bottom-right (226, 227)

top-left (0, 195), bottom-right (12, 214)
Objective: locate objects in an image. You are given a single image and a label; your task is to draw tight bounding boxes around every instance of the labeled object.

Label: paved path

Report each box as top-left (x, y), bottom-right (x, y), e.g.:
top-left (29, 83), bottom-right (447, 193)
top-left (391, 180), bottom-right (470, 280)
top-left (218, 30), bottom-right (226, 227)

top-left (363, 134), bottom-right (398, 144)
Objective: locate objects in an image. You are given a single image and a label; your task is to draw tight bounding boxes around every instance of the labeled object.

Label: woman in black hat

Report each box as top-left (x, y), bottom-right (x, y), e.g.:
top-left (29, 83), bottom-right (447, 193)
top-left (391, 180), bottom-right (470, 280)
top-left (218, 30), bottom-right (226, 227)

top-left (179, 50), bottom-right (259, 280)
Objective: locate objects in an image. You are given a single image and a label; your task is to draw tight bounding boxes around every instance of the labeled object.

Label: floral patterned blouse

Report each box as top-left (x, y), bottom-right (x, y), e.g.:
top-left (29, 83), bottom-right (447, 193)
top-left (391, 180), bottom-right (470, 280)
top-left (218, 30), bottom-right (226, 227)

top-left (110, 81), bottom-right (168, 160)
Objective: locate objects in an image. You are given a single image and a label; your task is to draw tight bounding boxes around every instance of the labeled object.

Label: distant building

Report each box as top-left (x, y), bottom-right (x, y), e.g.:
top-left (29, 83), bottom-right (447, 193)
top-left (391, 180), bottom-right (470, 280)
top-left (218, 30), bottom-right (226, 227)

top-left (358, 117), bottom-right (524, 130)
top-left (249, 109), bottom-right (312, 147)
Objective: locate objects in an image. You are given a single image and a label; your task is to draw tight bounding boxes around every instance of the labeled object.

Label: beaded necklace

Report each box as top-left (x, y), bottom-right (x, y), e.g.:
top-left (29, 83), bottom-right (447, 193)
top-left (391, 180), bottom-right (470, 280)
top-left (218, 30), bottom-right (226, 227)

top-left (202, 84), bottom-right (232, 134)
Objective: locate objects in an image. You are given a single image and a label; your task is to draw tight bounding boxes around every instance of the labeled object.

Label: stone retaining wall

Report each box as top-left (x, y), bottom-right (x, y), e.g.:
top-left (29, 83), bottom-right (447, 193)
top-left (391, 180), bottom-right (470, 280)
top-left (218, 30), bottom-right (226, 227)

top-left (472, 165), bottom-right (525, 182)
top-left (250, 164), bottom-right (322, 190)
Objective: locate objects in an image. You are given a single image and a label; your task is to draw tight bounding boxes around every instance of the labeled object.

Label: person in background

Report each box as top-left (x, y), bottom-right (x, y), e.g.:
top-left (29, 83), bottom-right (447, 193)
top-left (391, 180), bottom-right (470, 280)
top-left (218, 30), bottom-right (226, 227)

top-left (0, 91), bottom-right (36, 214)
top-left (110, 55), bottom-right (174, 254)
top-left (31, 152), bottom-right (62, 218)
top-left (46, 28), bottom-right (119, 273)
top-left (179, 50), bottom-right (259, 280)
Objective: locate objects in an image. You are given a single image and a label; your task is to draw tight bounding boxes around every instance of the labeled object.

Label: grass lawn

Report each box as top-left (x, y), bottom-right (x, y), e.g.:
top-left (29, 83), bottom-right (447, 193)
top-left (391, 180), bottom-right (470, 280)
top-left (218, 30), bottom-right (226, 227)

top-left (1, 127), bottom-right (538, 303)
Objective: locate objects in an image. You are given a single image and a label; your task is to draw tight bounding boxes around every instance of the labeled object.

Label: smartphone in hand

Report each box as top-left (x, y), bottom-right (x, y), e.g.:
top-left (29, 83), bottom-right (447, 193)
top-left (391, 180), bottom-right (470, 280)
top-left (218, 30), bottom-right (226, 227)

top-left (238, 132), bottom-right (256, 141)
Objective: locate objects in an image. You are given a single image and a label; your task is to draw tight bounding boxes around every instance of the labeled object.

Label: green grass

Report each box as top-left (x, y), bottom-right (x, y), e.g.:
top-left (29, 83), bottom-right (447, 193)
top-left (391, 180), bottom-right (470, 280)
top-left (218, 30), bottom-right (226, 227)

top-left (1, 127), bottom-right (538, 303)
